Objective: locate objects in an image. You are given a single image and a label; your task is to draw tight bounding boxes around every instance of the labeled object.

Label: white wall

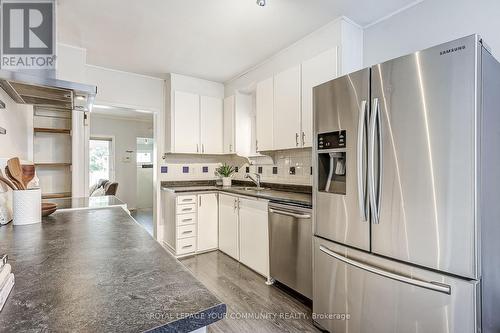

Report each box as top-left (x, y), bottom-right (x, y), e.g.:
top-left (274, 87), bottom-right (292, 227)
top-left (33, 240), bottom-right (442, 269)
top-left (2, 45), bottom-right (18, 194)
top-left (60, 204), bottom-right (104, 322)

top-left (224, 17), bottom-right (363, 95)
top-left (90, 115), bottom-right (153, 210)
top-left (364, 0), bottom-right (500, 66)
top-left (0, 90), bottom-right (33, 161)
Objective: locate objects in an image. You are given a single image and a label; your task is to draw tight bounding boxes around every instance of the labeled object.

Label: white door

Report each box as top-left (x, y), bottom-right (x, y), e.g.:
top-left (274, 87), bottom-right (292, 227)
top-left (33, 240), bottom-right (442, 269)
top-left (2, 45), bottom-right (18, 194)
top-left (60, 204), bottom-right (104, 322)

top-left (256, 76), bottom-right (274, 151)
top-left (200, 96), bottom-right (223, 154)
top-left (223, 96), bottom-right (235, 153)
top-left (197, 193), bottom-right (218, 252)
top-left (301, 48), bottom-right (338, 147)
top-left (218, 194), bottom-right (239, 260)
top-left (273, 65), bottom-right (301, 150)
top-left (239, 198), bottom-right (269, 277)
top-left (174, 91), bottom-right (200, 153)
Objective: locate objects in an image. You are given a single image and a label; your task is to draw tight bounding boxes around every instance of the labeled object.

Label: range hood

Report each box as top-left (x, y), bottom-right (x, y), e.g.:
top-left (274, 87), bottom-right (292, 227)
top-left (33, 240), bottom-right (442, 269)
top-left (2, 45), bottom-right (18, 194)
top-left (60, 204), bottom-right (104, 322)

top-left (0, 69), bottom-right (97, 112)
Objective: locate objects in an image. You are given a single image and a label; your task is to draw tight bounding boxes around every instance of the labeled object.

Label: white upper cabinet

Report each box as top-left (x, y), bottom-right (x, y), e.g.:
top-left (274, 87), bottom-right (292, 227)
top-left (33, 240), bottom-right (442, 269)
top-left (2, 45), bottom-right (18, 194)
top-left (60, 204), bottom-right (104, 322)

top-left (223, 96), bottom-right (235, 153)
top-left (256, 77), bottom-right (274, 151)
top-left (200, 96), bottom-right (223, 154)
top-left (273, 65), bottom-right (301, 150)
top-left (165, 74), bottom-right (225, 155)
top-left (174, 91), bottom-right (200, 153)
top-left (301, 48), bottom-right (338, 147)
top-left (234, 93), bottom-right (253, 156)
top-left (251, 18), bottom-right (362, 152)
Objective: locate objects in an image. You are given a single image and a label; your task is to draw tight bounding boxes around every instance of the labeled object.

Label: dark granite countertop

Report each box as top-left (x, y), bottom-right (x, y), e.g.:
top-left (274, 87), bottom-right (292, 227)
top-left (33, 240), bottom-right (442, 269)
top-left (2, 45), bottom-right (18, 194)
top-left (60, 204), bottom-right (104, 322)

top-left (0, 207), bottom-right (226, 332)
top-left (161, 181), bottom-right (312, 208)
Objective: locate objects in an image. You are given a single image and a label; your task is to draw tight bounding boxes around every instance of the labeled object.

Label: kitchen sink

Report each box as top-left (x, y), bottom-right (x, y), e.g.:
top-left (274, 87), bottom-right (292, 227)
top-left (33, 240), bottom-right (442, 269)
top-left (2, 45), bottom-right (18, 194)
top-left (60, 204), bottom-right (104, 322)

top-left (231, 186), bottom-right (269, 192)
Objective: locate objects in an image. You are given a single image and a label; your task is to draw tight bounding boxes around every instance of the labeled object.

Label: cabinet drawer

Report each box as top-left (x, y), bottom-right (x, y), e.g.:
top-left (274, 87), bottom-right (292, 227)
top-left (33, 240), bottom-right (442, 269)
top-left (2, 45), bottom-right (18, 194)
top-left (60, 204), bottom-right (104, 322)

top-left (177, 204), bottom-right (196, 215)
top-left (177, 237), bottom-right (196, 255)
top-left (177, 224), bottom-right (196, 239)
top-left (177, 195), bottom-right (197, 205)
top-left (177, 213), bottom-right (196, 226)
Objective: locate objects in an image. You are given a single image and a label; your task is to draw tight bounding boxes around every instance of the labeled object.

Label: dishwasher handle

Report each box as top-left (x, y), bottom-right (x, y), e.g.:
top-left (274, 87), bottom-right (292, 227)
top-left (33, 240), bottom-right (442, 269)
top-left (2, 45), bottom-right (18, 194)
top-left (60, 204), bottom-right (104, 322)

top-left (269, 208), bottom-right (311, 219)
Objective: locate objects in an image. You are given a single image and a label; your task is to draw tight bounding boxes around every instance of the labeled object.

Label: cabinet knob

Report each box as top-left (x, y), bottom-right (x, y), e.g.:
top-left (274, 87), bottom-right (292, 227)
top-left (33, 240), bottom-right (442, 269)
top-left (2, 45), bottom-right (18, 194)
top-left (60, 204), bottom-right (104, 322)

top-left (295, 133), bottom-right (299, 147)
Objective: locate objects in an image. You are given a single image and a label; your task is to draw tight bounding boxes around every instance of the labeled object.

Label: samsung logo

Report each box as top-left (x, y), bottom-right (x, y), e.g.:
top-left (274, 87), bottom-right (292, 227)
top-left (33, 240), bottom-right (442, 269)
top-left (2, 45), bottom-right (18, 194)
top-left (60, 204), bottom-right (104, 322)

top-left (440, 45), bottom-right (466, 56)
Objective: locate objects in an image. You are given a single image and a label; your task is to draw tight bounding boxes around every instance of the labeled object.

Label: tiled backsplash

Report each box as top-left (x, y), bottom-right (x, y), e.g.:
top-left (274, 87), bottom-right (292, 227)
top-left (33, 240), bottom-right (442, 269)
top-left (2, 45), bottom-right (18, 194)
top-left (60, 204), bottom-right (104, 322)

top-left (233, 149), bottom-right (312, 185)
top-left (160, 148), bottom-right (312, 186)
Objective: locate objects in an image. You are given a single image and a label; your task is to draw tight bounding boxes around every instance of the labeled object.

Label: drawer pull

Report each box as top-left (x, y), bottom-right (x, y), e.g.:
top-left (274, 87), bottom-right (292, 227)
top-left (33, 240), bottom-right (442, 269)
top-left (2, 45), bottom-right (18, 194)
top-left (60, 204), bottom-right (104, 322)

top-left (182, 199), bottom-right (192, 202)
top-left (182, 231), bottom-right (193, 235)
top-left (182, 218), bottom-right (193, 222)
top-left (182, 208), bottom-right (192, 211)
top-left (182, 245), bottom-right (193, 249)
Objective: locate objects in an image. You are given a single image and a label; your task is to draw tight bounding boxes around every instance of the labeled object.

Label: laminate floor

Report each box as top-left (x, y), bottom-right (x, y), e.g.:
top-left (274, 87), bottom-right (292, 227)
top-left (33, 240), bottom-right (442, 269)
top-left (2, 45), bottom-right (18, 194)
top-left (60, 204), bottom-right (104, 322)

top-left (180, 251), bottom-right (322, 333)
top-left (131, 208), bottom-right (153, 236)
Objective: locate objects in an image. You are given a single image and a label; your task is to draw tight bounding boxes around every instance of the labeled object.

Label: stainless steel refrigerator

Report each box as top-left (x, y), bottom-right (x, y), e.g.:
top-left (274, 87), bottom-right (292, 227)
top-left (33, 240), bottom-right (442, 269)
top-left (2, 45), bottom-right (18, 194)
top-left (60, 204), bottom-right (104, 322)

top-left (312, 35), bottom-right (500, 333)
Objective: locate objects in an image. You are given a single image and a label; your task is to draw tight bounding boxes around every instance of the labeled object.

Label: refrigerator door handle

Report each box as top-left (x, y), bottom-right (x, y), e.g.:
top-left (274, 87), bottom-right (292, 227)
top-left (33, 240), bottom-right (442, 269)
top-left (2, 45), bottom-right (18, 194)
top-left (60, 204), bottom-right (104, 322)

top-left (369, 97), bottom-right (382, 224)
top-left (368, 98), bottom-right (378, 224)
top-left (376, 97), bottom-right (383, 222)
top-left (319, 245), bottom-right (451, 294)
top-left (357, 99), bottom-right (368, 222)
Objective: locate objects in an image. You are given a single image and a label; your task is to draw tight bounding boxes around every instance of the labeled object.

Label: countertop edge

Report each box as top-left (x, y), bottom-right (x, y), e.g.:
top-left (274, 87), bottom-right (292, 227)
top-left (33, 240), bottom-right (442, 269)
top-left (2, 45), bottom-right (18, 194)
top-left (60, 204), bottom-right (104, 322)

top-left (161, 187), bottom-right (312, 208)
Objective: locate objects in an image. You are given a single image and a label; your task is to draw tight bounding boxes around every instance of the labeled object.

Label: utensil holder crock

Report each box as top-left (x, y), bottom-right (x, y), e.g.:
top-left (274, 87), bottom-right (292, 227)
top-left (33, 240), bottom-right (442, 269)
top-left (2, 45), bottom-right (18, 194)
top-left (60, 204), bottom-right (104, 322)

top-left (13, 188), bottom-right (41, 226)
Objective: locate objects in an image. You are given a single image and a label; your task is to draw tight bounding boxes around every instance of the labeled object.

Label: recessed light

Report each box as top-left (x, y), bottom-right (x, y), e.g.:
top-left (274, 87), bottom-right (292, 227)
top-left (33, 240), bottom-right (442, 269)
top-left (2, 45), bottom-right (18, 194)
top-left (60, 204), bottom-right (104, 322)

top-left (256, 0), bottom-right (266, 6)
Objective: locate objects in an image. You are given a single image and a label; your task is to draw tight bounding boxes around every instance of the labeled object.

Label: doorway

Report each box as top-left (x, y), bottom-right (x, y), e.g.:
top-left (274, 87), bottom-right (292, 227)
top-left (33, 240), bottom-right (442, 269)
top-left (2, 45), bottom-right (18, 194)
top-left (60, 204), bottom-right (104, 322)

top-left (134, 137), bottom-right (154, 235)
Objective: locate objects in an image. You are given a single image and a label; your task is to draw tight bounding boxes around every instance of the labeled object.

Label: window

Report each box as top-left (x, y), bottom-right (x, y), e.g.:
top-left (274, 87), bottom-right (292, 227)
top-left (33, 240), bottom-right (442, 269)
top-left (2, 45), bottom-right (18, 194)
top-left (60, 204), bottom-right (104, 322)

top-left (89, 138), bottom-right (113, 186)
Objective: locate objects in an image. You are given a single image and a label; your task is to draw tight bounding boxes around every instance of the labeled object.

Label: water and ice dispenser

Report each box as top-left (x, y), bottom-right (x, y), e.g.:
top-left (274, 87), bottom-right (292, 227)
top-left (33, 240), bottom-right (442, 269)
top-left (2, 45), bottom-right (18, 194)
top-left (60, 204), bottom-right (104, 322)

top-left (317, 131), bottom-right (346, 195)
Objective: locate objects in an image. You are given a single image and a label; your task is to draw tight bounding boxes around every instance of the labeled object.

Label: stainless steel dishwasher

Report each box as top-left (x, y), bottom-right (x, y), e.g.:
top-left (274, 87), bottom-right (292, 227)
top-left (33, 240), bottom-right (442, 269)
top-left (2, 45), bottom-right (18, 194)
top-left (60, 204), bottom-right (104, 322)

top-left (269, 202), bottom-right (312, 299)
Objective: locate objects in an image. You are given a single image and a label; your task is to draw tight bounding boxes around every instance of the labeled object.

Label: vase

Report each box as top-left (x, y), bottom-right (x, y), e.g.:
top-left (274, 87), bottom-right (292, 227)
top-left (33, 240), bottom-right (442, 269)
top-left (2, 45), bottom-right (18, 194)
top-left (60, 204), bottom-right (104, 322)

top-left (222, 177), bottom-right (232, 187)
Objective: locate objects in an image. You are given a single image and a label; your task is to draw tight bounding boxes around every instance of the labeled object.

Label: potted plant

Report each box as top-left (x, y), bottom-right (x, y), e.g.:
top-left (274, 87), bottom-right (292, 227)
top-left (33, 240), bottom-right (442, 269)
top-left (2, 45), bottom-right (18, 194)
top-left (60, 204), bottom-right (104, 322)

top-left (216, 163), bottom-right (235, 187)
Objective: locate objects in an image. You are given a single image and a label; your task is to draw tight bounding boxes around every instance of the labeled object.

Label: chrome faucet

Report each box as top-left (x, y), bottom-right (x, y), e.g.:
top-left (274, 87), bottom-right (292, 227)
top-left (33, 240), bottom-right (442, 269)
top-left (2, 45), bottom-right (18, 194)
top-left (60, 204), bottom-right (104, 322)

top-left (244, 173), bottom-right (261, 188)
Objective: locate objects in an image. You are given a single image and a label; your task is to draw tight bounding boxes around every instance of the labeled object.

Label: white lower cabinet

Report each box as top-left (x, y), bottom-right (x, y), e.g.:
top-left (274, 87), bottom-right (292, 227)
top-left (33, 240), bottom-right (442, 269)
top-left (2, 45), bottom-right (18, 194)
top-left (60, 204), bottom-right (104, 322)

top-left (239, 198), bottom-right (269, 277)
top-left (197, 193), bottom-right (218, 252)
top-left (218, 193), bottom-right (239, 260)
top-left (218, 193), bottom-right (270, 279)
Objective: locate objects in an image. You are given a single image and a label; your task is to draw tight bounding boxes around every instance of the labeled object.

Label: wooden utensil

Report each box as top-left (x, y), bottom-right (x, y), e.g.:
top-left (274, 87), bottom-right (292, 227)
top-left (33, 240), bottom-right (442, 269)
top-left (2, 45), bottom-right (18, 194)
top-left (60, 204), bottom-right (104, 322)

top-left (0, 174), bottom-right (16, 190)
top-left (21, 164), bottom-right (35, 189)
top-left (6, 158), bottom-right (25, 190)
top-left (5, 167), bottom-right (22, 190)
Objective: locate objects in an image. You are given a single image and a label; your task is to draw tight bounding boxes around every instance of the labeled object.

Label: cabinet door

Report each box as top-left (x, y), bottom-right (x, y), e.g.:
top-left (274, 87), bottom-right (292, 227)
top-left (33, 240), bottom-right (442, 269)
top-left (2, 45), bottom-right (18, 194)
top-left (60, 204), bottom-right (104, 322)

top-left (174, 91), bottom-right (200, 153)
top-left (273, 65), bottom-right (301, 150)
top-left (223, 96), bottom-right (235, 153)
top-left (200, 96), bottom-right (223, 154)
top-left (218, 194), bottom-right (239, 260)
top-left (256, 77), bottom-right (274, 151)
top-left (234, 93), bottom-right (253, 156)
top-left (197, 193), bottom-right (218, 252)
top-left (301, 48), bottom-right (338, 147)
top-left (239, 198), bottom-right (269, 277)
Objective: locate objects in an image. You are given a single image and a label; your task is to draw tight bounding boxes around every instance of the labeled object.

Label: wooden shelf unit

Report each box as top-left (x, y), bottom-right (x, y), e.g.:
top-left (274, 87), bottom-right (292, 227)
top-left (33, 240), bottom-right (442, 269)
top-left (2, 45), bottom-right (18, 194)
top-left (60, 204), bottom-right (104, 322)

top-left (35, 163), bottom-right (72, 167)
top-left (34, 127), bottom-right (71, 134)
top-left (33, 107), bottom-right (73, 199)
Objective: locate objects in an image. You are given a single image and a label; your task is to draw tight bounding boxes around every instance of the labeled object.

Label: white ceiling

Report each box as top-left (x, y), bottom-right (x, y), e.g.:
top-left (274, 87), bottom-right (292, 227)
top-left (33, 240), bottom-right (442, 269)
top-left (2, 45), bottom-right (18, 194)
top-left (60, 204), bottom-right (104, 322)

top-left (58, 0), bottom-right (418, 82)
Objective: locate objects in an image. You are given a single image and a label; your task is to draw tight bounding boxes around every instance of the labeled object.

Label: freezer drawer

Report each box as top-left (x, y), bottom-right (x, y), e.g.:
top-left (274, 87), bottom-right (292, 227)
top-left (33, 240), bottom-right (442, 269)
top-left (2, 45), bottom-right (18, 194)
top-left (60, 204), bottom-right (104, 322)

top-left (313, 237), bottom-right (478, 333)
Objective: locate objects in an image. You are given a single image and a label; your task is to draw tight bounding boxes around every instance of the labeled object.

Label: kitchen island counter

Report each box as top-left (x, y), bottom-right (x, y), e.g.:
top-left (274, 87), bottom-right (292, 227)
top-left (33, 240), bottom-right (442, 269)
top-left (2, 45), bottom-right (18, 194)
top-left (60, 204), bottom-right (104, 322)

top-left (0, 207), bottom-right (226, 332)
